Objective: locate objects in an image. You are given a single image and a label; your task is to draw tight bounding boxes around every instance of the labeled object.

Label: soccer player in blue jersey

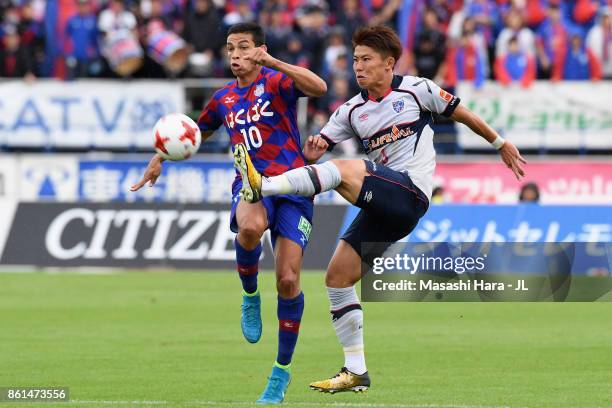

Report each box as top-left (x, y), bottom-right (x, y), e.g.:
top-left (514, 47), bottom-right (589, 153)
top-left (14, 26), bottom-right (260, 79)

top-left (131, 22), bottom-right (326, 404)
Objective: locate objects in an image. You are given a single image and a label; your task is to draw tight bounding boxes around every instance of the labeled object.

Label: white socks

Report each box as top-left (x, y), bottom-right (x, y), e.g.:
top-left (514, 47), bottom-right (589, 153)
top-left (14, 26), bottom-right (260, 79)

top-left (327, 286), bottom-right (367, 375)
top-left (261, 161), bottom-right (341, 197)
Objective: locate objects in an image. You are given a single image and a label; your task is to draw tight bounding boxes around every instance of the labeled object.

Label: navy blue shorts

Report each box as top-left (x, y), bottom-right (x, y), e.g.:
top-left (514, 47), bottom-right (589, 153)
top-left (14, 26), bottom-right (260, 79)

top-left (341, 160), bottom-right (429, 265)
top-left (230, 179), bottom-right (314, 250)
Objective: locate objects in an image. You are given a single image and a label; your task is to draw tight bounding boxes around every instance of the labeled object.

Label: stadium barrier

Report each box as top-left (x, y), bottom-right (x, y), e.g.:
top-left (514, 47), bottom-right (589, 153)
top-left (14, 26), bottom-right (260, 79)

top-left (0, 80), bottom-right (610, 151)
top-left (0, 201), bottom-right (608, 274)
top-left (457, 81), bottom-right (612, 151)
top-left (1, 154), bottom-right (610, 204)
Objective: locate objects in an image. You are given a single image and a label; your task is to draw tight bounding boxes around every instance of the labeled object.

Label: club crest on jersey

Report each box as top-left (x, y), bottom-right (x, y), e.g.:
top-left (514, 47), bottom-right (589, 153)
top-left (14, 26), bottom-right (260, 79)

top-left (392, 99), bottom-right (405, 113)
top-left (254, 83), bottom-right (265, 97)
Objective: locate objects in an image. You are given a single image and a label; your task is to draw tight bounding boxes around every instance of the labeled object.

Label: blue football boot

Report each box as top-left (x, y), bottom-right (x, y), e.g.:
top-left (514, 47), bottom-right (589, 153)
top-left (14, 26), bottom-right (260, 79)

top-left (241, 290), bottom-right (262, 343)
top-left (256, 364), bottom-right (291, 404)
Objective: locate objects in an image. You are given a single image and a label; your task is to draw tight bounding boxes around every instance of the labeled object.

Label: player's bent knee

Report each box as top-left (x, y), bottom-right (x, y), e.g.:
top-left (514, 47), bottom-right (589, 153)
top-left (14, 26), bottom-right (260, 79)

top-left (277, 274), bottom-right (299, 297)
top-left (238, 220), bottom-right (266, 245)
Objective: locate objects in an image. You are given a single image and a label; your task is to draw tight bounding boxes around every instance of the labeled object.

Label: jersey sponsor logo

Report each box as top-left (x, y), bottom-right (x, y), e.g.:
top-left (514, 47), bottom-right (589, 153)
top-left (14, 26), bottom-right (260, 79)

top-left (358, 113), bottom-right (369, 122)
top-left (363, 123), bottom-right (415, 153)
top-left (392, 99), bottom-right (405, 113)
top-left (298, 216), bottom-right (312, 240)
top-left (254, 83), bottom-right (265, 97)
top-left (225, 98), bottom-right (273, 129)
top-left (439, 89), bottom-right (454, 103)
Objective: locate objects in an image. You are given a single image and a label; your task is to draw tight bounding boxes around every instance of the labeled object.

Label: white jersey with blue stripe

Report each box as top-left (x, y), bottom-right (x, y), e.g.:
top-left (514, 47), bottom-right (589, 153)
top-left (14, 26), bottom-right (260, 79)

top-left (319, 75), bottom-right (460, 201)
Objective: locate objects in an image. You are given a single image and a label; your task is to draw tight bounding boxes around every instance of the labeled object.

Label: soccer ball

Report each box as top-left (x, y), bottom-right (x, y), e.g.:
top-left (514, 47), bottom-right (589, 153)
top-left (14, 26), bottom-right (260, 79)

top-left (153, 113), bottom-right (202, 161)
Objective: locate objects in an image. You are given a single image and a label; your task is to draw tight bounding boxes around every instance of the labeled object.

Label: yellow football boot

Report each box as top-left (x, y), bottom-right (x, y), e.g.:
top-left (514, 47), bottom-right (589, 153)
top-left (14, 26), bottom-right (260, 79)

top-left (233, 143), bottom-right (262, 203)
top-left (309, 367), bottom-right (370, 394)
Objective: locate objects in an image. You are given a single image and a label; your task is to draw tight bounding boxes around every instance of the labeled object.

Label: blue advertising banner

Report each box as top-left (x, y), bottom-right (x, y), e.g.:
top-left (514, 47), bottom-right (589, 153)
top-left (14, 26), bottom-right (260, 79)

top-left (341, 205), bottom-right (611, 275)
top-left (78, 159), bottom-right (343, 204)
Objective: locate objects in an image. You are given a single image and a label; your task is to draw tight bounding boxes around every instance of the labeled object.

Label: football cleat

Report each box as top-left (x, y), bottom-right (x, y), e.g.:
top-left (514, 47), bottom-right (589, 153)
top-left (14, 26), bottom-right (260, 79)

top-left (309, 367), bottom-right (370, 394)
top-left (241, 291), bottom-right (262, 343)
top-left (256, 365), bottom-right (292, 404)
top-left (233, 143), bottom-right (262, 203)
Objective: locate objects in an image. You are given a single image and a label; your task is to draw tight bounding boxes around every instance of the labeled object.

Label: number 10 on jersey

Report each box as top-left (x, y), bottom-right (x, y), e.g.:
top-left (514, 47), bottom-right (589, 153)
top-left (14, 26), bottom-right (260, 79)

top-left (240, 126), bottom-right (262, 150)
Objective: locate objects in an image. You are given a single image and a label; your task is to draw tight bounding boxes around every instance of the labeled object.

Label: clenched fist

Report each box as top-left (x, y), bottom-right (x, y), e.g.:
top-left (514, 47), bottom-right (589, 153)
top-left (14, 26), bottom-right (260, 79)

top-left (303, 135), bottom-right (329, 163)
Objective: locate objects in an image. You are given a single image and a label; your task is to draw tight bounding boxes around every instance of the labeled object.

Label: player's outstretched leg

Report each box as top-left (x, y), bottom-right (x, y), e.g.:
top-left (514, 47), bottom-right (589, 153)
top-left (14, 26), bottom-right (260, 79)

top-left (233, 143), bottom-right (346, 203)
top-left (233, 143), bottom-right (262, 202)
top-left (235, 237), bottom-right (263, 343)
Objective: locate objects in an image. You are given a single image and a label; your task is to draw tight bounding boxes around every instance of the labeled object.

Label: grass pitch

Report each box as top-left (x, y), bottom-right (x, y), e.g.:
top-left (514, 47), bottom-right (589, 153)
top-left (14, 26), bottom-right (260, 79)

top-left (0, 271), bottom-right (611, 408)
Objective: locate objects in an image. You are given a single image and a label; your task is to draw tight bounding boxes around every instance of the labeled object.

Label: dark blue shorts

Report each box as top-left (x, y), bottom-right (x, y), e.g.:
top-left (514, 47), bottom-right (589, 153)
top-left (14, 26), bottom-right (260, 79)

top-left (230, 179), bottom-right (314, 250)
top-left (341, 160), bottom-right (429, 265)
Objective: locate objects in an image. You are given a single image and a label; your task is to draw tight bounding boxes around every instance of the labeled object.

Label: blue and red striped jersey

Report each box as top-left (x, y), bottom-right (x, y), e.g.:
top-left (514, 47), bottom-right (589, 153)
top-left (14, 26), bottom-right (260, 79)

top-left (198, 67), bottom-right (306, 177)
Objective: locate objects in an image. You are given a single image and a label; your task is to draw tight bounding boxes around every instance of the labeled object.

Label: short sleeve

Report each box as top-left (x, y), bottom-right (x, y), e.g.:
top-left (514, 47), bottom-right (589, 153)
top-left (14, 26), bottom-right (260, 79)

top-left (197, 96), bottom-right (223, 132)
top-left (409, 77), bottom-right (461, 117)
top-left (277, 73), bottom-right (305, 104)
top-left (319, 103), bottom-right (356, 150)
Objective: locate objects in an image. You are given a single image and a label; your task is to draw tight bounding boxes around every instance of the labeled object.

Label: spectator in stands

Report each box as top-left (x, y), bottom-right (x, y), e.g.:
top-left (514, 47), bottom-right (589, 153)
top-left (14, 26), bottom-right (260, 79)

top-left (97, 0), bottom-right (140, 76)
top-left (520, 0), bottom-right (548, 29)
top-left (553, 32), bottom-right (602, 80)
top-left (295, 2), bottom-right (328, 74)
top-left (586, 8), bottom-right (612, 79)
top-left (17, 1), bottom-right (45, 74)
top-left (65, 0), bottom-right (101, 78)
top-left (323, 26), bottom-right (348, 79)
top-left (0, 24), bottom-right (36, 79)
top-left (222, 0), bottom-right (255, 26)
top-left (519, 182), bottom-right (540, 203)
top-left (464, 0), bottom-right (499, 47)
top-left (325, 74), bottom-right (351, 113)
top-left (264, 7), bottom-right (292, 58)
top-left (277, 33), bottom-right (311, 68)
top-left (444, 22), bottom-right (487, 88)
top-left (369, 0), bottom-right (402, 28)
top-left (573, 0), bottom-right (601, 27)
top-left (496, 9), bottom-right (536, 58)
top-left (429, 0), bottom-right (458, 31)
top-left (535, 3), bottom-right (568, 79)
top-left (98, 0), bottom-right (138, 39)
top-left (495, 36), bottom-right (536, 87)
top-left (335, 0), bottom-right (365, 43)
top-left (413, 8), bottom-right (446, 80)
top-left (183, 0), bottom-right (223, 76)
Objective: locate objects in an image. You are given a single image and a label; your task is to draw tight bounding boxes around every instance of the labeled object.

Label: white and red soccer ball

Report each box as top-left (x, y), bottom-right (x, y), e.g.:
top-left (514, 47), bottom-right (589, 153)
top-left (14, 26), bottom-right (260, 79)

top-left (153, 113), bottom-right (201, 161)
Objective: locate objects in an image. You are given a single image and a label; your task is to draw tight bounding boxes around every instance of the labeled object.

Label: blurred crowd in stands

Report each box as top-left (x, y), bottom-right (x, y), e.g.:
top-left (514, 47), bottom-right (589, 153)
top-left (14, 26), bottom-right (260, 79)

top-left (1, 0), bottom-right (611, 117)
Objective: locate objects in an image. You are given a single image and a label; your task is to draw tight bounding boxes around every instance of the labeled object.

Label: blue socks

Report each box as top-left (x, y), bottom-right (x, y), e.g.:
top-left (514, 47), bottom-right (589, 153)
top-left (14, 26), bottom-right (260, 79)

top-left (276, 292), bottom-right (305, 366)
top-left (235, 238), bottom-right (261, 294)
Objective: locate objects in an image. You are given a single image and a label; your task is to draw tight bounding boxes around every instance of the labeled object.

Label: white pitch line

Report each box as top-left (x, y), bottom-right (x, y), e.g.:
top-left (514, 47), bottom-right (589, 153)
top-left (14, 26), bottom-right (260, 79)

top-left (70, 400), bottom-right (518, 408)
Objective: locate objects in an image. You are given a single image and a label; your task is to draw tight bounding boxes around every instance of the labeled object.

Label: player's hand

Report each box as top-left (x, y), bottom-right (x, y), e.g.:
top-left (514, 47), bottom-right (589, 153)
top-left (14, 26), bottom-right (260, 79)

top-left (243, 48), bottom-right (277, 68)
top-left (303, 135), bottom-right (328, 163)
top-left (130, 155), bottom-right (164, 191)
top-left (499, 141), bottom-right (527, 180)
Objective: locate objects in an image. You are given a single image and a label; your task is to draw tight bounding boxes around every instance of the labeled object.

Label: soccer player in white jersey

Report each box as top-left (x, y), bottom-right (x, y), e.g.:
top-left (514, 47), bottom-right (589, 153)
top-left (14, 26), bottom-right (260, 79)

top-left (234, 25), bottom-right (526, 393)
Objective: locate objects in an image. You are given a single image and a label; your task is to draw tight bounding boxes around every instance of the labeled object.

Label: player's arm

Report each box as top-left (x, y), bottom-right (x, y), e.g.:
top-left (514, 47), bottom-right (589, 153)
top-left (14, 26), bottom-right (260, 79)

top-left (450, 105), bottom-right (526, 180)
top-left (244, 48), bottom-right (327, 97)
top-left (130, 130), bottom-right (214, 191)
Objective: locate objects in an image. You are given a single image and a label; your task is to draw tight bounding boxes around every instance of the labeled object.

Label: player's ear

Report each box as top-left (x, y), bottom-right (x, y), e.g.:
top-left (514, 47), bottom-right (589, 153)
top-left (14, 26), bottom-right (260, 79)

top-left (261, 44), bottom-right (268, 53)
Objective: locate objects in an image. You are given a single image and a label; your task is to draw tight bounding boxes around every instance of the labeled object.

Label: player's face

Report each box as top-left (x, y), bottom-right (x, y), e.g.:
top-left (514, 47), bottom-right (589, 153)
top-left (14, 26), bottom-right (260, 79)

top-left (353, 45), bottom-right (394, 89)
top-left (226, 33), bottom-right (260, 76)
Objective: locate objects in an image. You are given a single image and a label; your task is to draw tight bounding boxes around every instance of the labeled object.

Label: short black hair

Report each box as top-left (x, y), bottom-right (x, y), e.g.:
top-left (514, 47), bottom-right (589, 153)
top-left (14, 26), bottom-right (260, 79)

top-left (353, 26), bottom-right (403, 65)
top-left (227, 22), bottom-right (265, 47)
